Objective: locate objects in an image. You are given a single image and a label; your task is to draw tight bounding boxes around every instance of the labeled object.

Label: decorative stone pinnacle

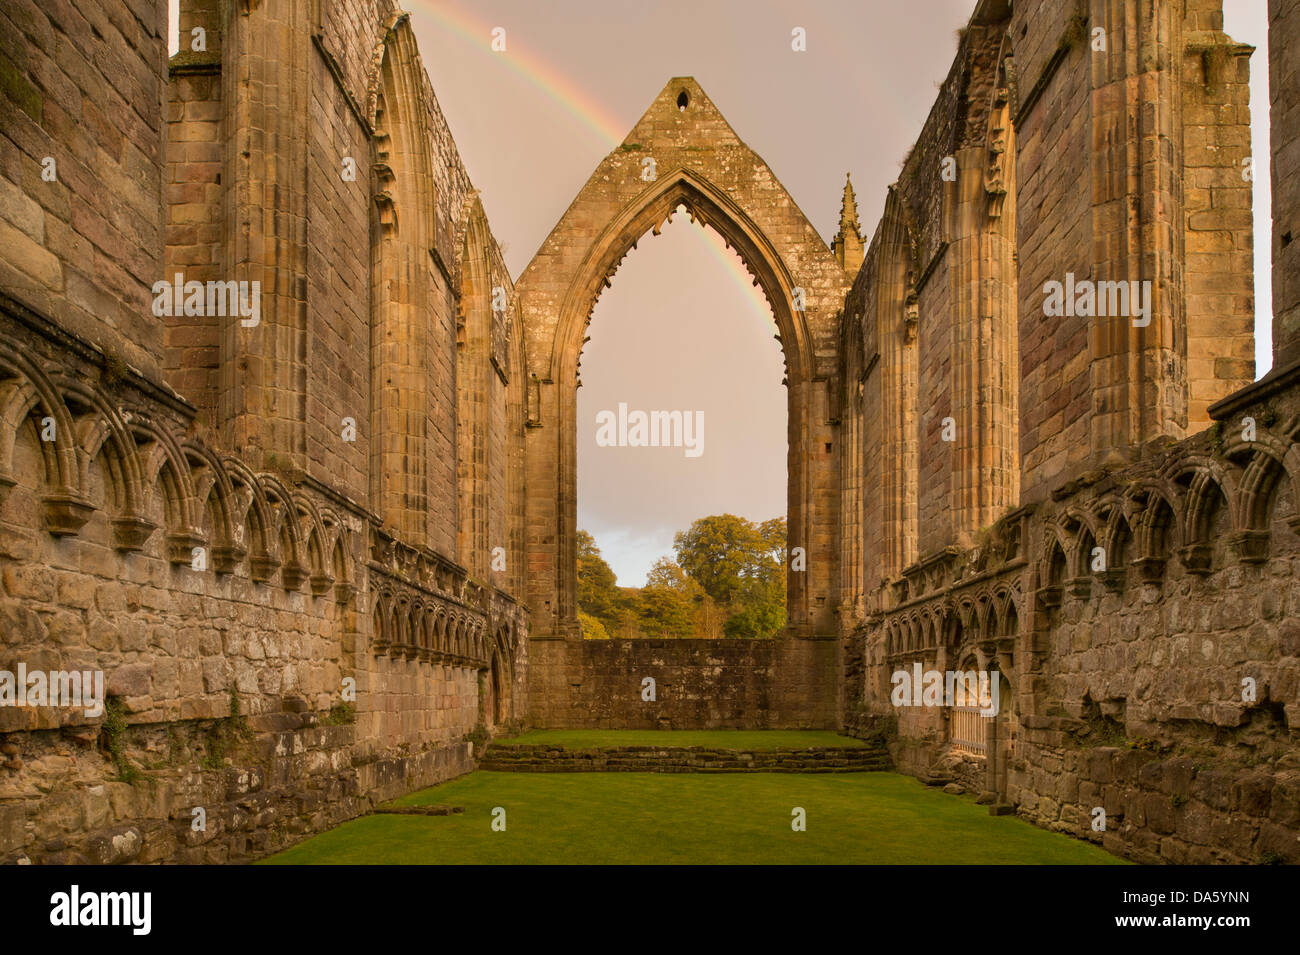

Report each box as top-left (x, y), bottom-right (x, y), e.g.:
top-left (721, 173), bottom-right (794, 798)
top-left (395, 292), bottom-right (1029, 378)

top-left (838, 173), bottom-right (861, 240)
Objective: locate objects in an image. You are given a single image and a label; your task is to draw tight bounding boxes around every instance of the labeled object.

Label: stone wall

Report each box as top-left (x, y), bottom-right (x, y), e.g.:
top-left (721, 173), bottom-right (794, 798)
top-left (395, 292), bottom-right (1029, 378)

top-left (0, 0), bottom-right (169, 379)
top-left (1008, 0), bottom-right (1255, 500)
top-left (163, 47), bottom-right (222, 427)
top-left (840, 0), bottom-right (1299, 865)
top-left (856, 382), bottom-right (1300, 862)
top-left (1, 712), bottom-right (477, 865)
top-left (1014, 380), bottom-right (1300, 864)
top-left (528, 638), bottom-right (837, 730)
top-left (837, 2), bottom-right (1020, 629)
top-left (0, 0), bottom-right (529, 864)
top-left (1182, 0), bottom-right (1256, 422)
top-left (0, 292), bottom-right (518, 863)
top-left (1272, 0), bottom-right (1300, 368)
top-left (2, 0), bottom-right (1297, 867)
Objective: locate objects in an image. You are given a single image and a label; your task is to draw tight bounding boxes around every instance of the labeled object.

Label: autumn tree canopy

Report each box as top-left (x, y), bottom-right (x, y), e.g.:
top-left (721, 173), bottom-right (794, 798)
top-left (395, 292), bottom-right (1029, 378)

top-left (577, 515), bottom-right (786, 639)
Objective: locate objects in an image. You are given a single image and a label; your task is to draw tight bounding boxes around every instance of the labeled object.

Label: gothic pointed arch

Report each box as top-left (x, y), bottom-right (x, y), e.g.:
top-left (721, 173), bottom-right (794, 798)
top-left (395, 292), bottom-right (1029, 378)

top-left (456, 195), bottom-right (516, 583)
top-left (870, 186), bottom-right (920, 583)
top-left (515, 77), bottom-right (847, 645)
top-left (369, 13), bottom-right (443, 546)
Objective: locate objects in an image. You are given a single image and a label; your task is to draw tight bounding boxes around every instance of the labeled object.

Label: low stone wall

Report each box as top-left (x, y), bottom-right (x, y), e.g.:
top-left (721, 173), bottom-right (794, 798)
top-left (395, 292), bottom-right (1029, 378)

top-left (0, 710), bottom-right (476, 865)
top-left (527, 637), bottom-right (838, 729)
top-left (480, 742), bottom-right (889, 773)
top-left (1011, 720), bottom-right (1300, 865)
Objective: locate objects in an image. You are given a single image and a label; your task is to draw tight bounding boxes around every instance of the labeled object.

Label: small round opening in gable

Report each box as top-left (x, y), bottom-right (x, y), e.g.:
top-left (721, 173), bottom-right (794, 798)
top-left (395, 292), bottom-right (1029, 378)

top-left (677, 91), bottom-right (689, 111)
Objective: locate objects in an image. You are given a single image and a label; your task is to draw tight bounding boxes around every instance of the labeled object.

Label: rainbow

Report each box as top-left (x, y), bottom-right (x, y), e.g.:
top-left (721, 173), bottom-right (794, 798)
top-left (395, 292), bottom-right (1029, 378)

top-left (407, 1), bottom-right (777, 330)
top-left (683, 222), bottom-right (779, 331)
top-left (406, 0), bottom-right (626, 148)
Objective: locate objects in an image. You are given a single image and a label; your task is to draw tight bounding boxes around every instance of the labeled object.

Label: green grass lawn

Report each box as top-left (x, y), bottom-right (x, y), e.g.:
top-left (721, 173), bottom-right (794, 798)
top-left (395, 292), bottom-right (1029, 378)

top-left (494, 728), bottom-right (869, 749)
top-left (260, 771), bottom-right (1126, 865)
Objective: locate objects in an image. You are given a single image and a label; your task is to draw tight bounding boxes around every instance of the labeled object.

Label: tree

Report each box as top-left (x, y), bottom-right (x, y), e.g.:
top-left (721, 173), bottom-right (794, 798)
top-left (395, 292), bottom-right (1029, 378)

top-left (579, 519), bottom-right (787, 640)
top-left (723, 596), bottom-right (785, 638)
top-left (723, 570), bottom-right (786, 638)
top-left (609, 587), bottom-right (643, 638)
top-left (578, 611), bottom-right (610, 640)
top-left (576, 530), bottom-right (623, 627)
top-left (636, 583), bottom-right (696, 638)
top-left (673, 514), bottom-right (771, 605)
top-left (670, 514), bottom-right (787, 638)
top-left (758, 517), bottom-right (787, 566)
top-left (646, 556), bottom-right (702, 597)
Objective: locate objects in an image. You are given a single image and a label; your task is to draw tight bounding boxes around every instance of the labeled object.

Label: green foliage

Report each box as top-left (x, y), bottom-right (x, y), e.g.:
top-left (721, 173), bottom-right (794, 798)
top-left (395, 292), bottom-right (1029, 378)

top-left (677, 514), bottom-right (785, 638)
top-left (1209, 419), bottom-right (1226, 455)
top-left (1080, 718), bottom-right (1127, 748)
top-left (1061, 9), bottom-right (1089, 50)
top-left (1128, 736), bottom-right (1163, 753)
top-left (577, 515), bottom-right (787, 639)
top-left (167, 726), bottom-right (185, 765)
top-left (202, 690), bottom-right (253, 771)
top-left (756, 517), bottom-right (787, 564)
top-left (723, 582), bottom-right (785, 639)
top-left (101, 354), bottom-right (130, 389)
top-left (645, 556), bottom-right (695, 593)
top-left (324, 701), bottom-right (356, 725)
top-left (101, 697), bottom-right (142, 785)
top-left (577, 519), bottom-right (780, 639)
top-left (577, 610), bottom-right (610, 640)
top-left (636, 583), bottom-right (696, 638)
top-left (673, 514), bottom-right (777, 605)
top-left (576, 530), bottom-right (624, 627)
top-left (0, 57), bottom-right (42, 122)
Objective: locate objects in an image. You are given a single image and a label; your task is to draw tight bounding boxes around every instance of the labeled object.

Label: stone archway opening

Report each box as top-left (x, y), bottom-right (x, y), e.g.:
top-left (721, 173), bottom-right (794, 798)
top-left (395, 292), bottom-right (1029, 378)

top-left (575, 205), bottom-right (788, 639)
top-left (516, 77), bottom-right (846, 727)
top-left (484, 650), bottom-right (507, 730)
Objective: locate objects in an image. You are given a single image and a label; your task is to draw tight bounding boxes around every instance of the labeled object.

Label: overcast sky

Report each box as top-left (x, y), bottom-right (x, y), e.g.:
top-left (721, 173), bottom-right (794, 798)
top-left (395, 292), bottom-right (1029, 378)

top-left (390, 0), bottom-right (1272, 585)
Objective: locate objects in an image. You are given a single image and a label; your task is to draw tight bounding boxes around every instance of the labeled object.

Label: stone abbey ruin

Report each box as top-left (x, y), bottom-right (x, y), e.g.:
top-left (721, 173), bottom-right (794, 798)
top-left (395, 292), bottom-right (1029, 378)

top-left (0, 0), bottom-right (1298, 865)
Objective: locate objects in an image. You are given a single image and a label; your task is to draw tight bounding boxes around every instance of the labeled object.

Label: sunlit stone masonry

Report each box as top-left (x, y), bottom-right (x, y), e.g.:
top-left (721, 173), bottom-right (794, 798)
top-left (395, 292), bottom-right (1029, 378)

top-left (0, 0), bottom-right (1297, 864)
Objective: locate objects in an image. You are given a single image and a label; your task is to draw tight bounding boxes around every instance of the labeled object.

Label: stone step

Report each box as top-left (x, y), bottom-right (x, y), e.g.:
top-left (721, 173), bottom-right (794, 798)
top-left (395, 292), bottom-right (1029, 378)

top-left (478, 743), bottom-right (892, 774)
top-left (374, 804), bottom-right (465, 816)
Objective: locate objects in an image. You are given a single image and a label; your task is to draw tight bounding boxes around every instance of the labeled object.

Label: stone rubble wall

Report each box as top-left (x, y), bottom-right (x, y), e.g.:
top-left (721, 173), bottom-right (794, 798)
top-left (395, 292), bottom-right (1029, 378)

top-left (0, 299), bottom-right (502, 863)
top-left (529, 638), bottom-right (837, 730)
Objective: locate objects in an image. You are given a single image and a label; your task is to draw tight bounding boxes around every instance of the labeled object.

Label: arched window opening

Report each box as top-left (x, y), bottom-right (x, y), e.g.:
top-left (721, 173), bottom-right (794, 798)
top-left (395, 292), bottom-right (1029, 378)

top-left (576, 208), bottom-right (787, 640)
